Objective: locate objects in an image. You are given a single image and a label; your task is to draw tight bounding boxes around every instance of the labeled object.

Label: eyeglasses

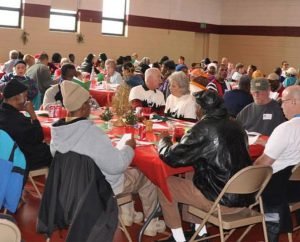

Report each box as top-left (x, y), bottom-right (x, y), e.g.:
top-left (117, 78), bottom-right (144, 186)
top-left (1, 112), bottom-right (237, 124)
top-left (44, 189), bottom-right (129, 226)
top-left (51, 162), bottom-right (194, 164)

top-left (281, 99), bottom-right (292, 104)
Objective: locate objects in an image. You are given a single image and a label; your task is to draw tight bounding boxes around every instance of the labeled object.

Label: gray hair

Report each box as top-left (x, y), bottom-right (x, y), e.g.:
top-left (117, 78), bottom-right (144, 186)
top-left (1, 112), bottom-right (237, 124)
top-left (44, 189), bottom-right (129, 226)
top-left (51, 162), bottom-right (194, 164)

top-left (169, 71), bottom-right (190, 95)
top-left (9, 50), bottom-right (19, 59)
top-left (145, 67), bottom-right (160, 82)
top-left (105, 59), bottom-right (116, 68)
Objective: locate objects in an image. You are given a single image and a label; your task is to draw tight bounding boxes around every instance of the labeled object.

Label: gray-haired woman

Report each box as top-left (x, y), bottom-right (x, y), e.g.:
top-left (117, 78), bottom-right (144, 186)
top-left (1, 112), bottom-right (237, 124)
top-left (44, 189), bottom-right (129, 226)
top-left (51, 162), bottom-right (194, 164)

top-left (164, 71), bottom-right (197, 121)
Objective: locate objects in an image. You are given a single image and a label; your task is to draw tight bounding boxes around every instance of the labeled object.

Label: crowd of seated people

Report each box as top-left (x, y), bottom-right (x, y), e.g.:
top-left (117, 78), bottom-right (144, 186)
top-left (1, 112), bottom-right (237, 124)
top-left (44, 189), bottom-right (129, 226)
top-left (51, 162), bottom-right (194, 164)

top-left (2, 49), bottom-right (300, 242)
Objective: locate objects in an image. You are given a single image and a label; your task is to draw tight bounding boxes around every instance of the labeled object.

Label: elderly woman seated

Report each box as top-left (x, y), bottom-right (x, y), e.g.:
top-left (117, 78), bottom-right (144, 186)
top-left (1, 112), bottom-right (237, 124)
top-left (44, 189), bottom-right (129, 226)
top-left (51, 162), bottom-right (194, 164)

top-left (105, 59), bottom-right (122, 85)
top-left (164, 71), bottom-right (197, 122)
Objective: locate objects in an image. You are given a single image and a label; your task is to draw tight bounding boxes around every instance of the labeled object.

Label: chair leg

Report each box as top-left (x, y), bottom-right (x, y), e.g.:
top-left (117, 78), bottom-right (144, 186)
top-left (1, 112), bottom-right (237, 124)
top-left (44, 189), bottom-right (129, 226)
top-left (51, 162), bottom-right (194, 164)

top-left (217, 206), bottom-right (225, 242)
top-left (224, 228), bottom-right (236, 241)
top-left (118, 215), bottom-right (132, 242)
top-left (260, 198), bottom-right (269, 242)
top-left (237, 224), bottom-right (255, 242)
top-left (262, 220), bottom-right (270, 242)
top-left (29, 175), bottom-right (42, 198)
top-left (288, 232), bottom-right (293, 242)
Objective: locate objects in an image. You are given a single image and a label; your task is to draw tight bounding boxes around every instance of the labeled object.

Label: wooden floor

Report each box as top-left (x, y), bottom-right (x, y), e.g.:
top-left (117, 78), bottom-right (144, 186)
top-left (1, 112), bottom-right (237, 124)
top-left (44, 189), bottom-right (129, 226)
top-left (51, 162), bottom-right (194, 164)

top-left (5, 179), bottom-right (300, 242)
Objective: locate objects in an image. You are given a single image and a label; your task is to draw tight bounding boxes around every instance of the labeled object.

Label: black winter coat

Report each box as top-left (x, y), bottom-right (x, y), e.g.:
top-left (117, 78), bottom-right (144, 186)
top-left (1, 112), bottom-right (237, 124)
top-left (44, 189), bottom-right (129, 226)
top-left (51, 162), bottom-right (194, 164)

top-left (37, 151), bottom-right (118, 242)
top-left (159, 109), bottom-right (253, 207)
top-left (0, 103), bottom-right (52, 172)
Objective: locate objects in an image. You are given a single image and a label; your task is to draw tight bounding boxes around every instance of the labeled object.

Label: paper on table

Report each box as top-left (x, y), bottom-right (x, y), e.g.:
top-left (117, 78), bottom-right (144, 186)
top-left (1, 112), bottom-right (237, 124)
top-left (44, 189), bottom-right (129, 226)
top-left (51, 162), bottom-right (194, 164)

top-left (116, 133), bottom-right (132, 150)
top-left (136, 140), bottom-right (155, 146)
top-left (152, 123), bottom-right (168, 130)
top-left (246, 131), bottom-right (261, 145)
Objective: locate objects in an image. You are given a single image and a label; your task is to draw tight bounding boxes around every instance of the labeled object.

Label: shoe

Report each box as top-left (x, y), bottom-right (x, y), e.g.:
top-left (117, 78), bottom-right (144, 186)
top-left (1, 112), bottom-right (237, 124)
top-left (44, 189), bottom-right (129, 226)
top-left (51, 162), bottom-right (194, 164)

top-left (155, 232), bottom-right (209, 242)
top-left (144, 218), bottom-right (166, 237)
top-left (120, 201), bottom-right (144, 226)
top-left (184, 229), bottom-right (210, 242)
top-left (121, 211), bottom-right (144, 226)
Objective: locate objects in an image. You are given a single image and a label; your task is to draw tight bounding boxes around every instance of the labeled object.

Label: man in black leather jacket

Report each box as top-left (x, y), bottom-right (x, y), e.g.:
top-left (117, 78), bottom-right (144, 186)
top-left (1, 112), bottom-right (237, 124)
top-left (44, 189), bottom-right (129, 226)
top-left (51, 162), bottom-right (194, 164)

top-left (157, 90), bottom-right (253, 242)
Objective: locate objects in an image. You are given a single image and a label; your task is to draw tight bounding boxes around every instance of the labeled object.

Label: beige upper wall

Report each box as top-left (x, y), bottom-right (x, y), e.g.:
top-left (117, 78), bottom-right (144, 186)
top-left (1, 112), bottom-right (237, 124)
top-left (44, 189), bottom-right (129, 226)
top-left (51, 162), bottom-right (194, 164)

top-left (218, 35), bottom-right (300, 74)
top-left (26, 0), bottom-right (222, 23)
top-left (130, 0), bottom-right (221, 24)
top-left (221, 0), bottom-right (300, 26)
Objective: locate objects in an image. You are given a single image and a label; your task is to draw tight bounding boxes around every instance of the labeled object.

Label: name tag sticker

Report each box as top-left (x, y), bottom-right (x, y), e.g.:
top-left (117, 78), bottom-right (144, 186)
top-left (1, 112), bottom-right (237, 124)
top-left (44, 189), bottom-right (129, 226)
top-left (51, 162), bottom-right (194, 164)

top-left (263, 113), bottom-right (272, 120)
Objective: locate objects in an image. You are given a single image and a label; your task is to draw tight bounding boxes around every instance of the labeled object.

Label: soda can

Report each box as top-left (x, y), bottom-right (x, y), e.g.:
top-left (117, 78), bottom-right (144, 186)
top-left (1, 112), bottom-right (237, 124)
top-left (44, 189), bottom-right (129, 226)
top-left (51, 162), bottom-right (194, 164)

top-left (48, 105), bottom-right (55, 118)
top-left (139, 124), bottom-right (146, 140)
top-left (55, 106), bottom-right (62, 118)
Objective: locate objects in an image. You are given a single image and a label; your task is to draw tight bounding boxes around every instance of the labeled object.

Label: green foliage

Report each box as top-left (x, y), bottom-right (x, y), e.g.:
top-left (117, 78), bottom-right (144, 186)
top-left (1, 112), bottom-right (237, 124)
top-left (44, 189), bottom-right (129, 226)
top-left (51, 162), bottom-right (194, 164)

top-left (124, 110), bottom-right (138, 125)
top-left (100, 107), bottom-right (113, 121)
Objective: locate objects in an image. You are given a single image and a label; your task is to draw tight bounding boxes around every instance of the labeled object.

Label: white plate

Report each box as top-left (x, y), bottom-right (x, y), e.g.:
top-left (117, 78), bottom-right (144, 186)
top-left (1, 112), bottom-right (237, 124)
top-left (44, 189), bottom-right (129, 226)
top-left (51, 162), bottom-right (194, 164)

top-left (150, 119), bottom-right (163, 123)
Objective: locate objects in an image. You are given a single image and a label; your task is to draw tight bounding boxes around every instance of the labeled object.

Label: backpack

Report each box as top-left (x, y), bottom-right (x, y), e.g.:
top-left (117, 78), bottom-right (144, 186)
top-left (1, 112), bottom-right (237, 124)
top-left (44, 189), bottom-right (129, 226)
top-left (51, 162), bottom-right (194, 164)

top-left (0, 130), bottom-right (26, 213)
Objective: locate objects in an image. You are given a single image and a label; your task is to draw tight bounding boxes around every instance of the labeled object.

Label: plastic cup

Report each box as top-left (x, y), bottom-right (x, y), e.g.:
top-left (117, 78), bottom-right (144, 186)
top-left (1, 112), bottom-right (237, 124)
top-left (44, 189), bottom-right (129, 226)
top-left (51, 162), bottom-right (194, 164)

top-left (173, 126), bottom-right (185, 142)
top-left (141, 107), bottom-right (151, 119)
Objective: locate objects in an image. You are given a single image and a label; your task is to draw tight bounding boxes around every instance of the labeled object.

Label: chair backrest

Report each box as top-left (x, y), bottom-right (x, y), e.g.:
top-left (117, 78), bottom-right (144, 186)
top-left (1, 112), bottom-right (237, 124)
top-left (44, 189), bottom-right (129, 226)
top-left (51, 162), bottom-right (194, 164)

top-left (0, 215), bottom-right (21, 242)
top-left (223, 165), bottom-right (273, 196)
top-left (289, 162), bottom-right (300, 181)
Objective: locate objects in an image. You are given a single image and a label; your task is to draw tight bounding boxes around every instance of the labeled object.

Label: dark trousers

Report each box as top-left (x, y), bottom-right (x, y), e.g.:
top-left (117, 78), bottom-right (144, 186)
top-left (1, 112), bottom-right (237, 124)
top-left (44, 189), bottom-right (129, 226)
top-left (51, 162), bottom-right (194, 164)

top-left (262, 166), bottom-right (300, 242)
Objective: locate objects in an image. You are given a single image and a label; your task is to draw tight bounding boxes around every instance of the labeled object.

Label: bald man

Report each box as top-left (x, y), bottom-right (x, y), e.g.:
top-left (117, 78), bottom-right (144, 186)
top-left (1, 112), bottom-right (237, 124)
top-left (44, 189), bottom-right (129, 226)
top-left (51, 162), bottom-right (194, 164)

top-left (129, 67), bottom-right (165, 114)
top-left (255, 85), bottom-right (300, 241)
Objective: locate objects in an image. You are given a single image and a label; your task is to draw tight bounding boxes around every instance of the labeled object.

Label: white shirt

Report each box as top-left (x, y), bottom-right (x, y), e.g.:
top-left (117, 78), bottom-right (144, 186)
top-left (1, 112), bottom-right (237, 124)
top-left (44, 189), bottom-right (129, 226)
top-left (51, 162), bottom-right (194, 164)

top-left (264, 117), bottom-right (300, 173)
top-left (43, 84), bottom-right (61, 110)
top-left (165, 94), bottom-right (197, 120)
top-left (108, 71), bottom-right (122, 84)
top-left (129, 84), bottom-right (165, 108)
top-left (231, 72), bottom-right (243, 81)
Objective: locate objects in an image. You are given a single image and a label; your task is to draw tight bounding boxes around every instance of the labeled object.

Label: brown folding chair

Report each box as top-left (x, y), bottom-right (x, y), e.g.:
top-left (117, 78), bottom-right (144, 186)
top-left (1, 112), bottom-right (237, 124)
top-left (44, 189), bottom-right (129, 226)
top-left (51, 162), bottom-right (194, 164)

top-left (287, 163), bottom-right (300, 242)
top-left (28, 167), bottom-right (49, 199)
top-left (187, 165), bottom-right (273, 242)
top-left (116, 194), bottom-right (133, 242)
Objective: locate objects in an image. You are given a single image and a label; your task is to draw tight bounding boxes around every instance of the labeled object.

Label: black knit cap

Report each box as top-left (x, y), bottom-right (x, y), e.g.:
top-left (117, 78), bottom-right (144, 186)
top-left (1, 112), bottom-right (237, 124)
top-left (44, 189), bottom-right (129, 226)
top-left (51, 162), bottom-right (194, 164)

top-left (14, 59), bottom-right (26, 67)
top-left (3, 79), bottom-right (28, 99)
top-left (193, 90), bottom-right (224, 111)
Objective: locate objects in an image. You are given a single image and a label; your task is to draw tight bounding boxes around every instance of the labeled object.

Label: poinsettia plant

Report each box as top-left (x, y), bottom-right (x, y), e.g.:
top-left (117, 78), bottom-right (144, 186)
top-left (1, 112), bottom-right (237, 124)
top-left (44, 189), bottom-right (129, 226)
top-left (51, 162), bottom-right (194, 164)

top-left (124, 110), bottom-right (138, 126)
top-left (100, 107), bottom-right (113, 121)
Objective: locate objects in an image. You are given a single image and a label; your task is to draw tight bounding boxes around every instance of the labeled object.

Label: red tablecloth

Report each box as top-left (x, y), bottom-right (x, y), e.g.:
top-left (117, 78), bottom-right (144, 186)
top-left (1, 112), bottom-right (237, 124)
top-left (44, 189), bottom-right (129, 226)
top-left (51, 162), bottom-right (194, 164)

top-left (39, 115), bottom-right (267, 201)
top-left (89, 88), bottom-right (115, 107)
top-left (132, 146), bottom-right (192, 201)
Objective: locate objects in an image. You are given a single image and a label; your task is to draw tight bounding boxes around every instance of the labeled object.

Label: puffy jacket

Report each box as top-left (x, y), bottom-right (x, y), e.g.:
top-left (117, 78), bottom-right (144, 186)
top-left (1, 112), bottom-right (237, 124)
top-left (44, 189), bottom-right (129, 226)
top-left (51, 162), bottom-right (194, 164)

top-left (158, 108), bottom-right (253, 207)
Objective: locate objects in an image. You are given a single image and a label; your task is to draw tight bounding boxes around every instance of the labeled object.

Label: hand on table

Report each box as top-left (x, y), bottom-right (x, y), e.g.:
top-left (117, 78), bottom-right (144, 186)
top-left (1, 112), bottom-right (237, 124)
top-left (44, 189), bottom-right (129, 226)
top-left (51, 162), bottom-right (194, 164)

top-left (125, 133), bottom-right (136, 150)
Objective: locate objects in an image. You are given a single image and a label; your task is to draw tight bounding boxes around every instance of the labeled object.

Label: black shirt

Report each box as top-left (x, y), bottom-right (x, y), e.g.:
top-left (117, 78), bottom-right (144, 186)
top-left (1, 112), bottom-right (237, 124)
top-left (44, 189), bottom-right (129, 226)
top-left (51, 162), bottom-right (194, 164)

top-left (0, 103), bottom-right (52, 171)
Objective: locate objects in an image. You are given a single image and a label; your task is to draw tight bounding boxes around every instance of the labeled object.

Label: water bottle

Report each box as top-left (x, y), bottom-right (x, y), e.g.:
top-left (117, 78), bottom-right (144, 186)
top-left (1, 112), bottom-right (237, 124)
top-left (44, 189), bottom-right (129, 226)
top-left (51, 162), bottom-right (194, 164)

top-left (90, 69), bottom-right (97, 88)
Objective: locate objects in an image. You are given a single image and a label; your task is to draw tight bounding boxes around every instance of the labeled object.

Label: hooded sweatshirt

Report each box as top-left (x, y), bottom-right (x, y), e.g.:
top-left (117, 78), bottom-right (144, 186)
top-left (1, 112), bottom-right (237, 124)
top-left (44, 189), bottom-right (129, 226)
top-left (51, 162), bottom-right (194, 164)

top-left (50, 118), bottom-right (134, 193)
